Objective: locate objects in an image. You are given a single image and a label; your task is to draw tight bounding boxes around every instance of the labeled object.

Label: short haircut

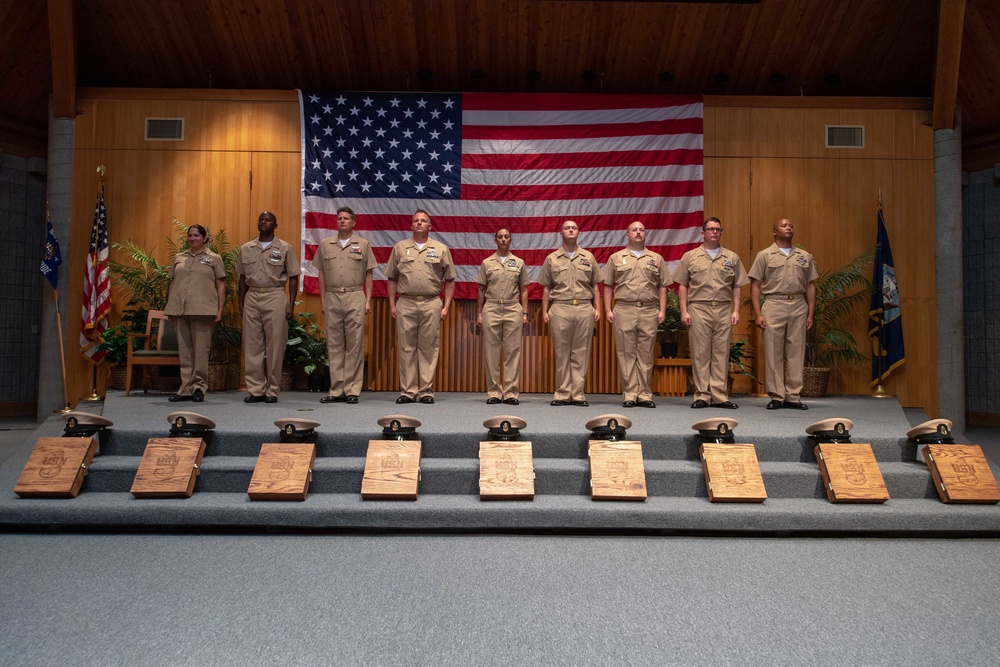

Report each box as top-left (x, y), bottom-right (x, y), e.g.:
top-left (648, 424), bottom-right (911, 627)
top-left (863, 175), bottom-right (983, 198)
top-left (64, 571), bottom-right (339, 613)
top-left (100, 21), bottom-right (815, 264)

top-left (702, 217), bottom-right (722, 231)
top-left (336, 206), bottom-right (355, 219)
top-left (413, 209), bottom-right (431, 221)
top-left (495, 227), bottom-right (512, 238)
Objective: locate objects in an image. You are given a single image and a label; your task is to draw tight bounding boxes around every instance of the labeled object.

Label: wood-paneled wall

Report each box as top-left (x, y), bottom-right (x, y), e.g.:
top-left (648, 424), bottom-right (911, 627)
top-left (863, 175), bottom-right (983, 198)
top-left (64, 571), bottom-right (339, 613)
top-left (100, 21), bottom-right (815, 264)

top-left (63, 90), bottom-right (937, 415)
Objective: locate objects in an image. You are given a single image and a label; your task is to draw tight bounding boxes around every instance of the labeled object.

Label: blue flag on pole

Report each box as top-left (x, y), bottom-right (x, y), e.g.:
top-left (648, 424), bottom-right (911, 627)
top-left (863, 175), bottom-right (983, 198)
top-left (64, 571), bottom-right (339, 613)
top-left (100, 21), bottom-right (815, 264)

top-left (40, 218), bottom-right (62, 289)
top-left (869, 208), bottom-right (905, 385)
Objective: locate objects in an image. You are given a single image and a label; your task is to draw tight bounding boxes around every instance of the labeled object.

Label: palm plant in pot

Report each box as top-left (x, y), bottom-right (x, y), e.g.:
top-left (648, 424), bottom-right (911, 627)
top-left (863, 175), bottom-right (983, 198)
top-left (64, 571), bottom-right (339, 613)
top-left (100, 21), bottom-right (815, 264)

top-left (656, 289), bottom-right (683, 358)
top-left (289, 311), bottom-right (329, 392)
top-left (803, 250), bottom-right (873, 397)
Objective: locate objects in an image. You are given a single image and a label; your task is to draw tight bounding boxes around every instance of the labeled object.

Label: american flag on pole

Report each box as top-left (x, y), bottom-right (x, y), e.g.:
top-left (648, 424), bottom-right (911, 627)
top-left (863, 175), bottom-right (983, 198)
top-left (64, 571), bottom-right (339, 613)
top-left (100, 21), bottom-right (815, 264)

top-left (80, 181), bottom-right (110, 362)
top-left (300, 91), bottom-right (704, 299)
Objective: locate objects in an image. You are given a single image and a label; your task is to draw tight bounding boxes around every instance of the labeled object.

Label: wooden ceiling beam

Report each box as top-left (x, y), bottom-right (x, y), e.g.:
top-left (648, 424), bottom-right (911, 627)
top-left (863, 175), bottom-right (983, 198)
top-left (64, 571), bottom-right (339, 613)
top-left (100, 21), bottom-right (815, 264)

top-left (932, 0), bottom-right (966, 130)
top-left (47, 0), bottom-right (76, 119)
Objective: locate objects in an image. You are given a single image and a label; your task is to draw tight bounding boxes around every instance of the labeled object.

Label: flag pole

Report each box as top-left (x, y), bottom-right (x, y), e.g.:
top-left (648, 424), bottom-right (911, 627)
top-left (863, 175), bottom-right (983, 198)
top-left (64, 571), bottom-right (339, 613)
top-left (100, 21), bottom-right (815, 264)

top-left (872, 191), bottom-right (893, 398)
top-left (51, 287), bottom-right (72, 413)
top-left (83, 166), bottom-right (106, 402)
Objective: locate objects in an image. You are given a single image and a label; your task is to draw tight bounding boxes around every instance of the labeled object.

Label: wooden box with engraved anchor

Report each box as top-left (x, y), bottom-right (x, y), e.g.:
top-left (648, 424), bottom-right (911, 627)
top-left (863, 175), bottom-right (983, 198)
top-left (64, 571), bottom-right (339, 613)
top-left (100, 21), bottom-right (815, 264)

top-left (14, 437), bottom-right (99, 498)
top-left (588, 441), bottom-right (647, 501)
top-left (699, 443), bottom-right (767, 502)
top-left (921, 444), bottom-right (1000, 504)
top-left (814, 443), bottom-right (889, 503)
top-left (479, 441), bottom-right (534, 500)
top-left (130, 438), bottom-right (206, 498)
top-left (248, 443), bottom-right (317, 501)
top-left (361, 440), bottom-right (422, 499)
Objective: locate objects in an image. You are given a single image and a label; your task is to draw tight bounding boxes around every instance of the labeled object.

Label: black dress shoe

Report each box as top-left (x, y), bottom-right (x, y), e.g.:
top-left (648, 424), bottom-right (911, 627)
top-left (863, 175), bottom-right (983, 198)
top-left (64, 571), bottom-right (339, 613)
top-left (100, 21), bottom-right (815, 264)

top-left (169, 394), bottom-right (192, 402)
top-left (783, 401), bottom-right (808, 410)
top-left (550, 400), bottom-right (567, 406)
top-left (419, 396), bottom-right (435, 404)
top-left (711, 401), bottom-right (738, 409)
top-left (320, 395), bottom-right (339, 404)
top-left (503, 397), bottom-right (519, 406)
top-left (396, 395), bottom-right (415, 404)
top-left (192, 389), bottom-right (204, 403)
top-left (346, 395), bottom-right (359, 404)
top-left (265, 396), bottom-right (278, 403)
top-left (766, 400), bottom-right (783, 410)
top-left (622, 400), bottom-right (637, 408)
top-left (486, 397), bottom-right (501, 405)
top-left (571, 400), bottom-right (589, 407)
top-left (637, 400), bottom-right (656, 408)
top-left (691, 399), bottom-right (709, 409)
top-left (244, 395), bottom-right (265, 403)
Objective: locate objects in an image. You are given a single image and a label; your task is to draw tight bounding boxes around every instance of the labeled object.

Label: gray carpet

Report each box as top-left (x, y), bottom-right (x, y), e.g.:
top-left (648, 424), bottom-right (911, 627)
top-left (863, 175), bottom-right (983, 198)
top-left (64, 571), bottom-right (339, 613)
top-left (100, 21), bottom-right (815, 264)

top-left (0, 532), bottom-right (998, 666)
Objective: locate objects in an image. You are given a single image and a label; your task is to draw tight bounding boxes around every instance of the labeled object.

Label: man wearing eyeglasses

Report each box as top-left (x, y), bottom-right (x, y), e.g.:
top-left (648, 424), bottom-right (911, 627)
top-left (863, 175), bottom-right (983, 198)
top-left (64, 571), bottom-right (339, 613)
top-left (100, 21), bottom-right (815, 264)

top-left (674, 217), bottom-right (749, 409)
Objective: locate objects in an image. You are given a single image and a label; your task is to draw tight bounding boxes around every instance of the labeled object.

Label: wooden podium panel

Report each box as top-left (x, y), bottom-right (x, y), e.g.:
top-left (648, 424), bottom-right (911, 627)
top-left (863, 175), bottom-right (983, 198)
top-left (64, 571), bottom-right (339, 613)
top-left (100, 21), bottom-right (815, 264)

top-left (814, 443), bottom-right (889, 503)
top-left (361, 440), bottom-right (421, 500)
top-left (247, 443), bottom-right (316, 501)
top-left (479, 441), bottom-right (534, 500)
top-left (922, 444), bottom-right (1000, 504)
top-left (130, 438), bottom-right (206, 498)
top-left (699, 443), bottom-right (767, 503)
top-left (14, 437), bottom-right (98, 498)
top-left (588, 440), bottom-right (647, 501)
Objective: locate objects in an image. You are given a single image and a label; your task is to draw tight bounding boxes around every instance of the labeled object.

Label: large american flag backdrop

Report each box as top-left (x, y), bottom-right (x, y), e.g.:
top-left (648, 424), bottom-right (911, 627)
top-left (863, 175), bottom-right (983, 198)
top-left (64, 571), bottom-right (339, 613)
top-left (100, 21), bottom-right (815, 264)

top-left (300, 91), bottom-right (704, 299)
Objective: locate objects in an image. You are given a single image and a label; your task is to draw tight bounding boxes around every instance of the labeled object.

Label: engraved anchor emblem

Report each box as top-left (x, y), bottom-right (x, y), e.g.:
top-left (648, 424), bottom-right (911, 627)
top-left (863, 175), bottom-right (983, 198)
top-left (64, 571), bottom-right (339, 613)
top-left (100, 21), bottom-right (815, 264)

top-left (39, 450), bottom-right (68, 479)
top-left (953, 458), bottom-right (979, 486)
top-left (153, 451), bottom-right (180, 479)
top-left (495, 453), bottom-right (518, 483)
top-left (722, 456), bottom-right (746, 485)
top-left (382, 453), bottom-right (402, 471)
top-left (607, 457), bottom-right (628, 482)
top-left (269, 456), bottom-right (294, 482)
top-left (840, 457), bottom-right (867, 486)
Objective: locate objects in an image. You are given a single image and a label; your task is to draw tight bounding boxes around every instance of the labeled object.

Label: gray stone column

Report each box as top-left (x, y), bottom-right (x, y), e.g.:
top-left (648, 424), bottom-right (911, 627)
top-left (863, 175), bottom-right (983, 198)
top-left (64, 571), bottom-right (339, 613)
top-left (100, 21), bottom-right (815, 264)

top-left (934, 114), bottom-right (964, 431)
top-left (37, 108), bottom-right (75, 420)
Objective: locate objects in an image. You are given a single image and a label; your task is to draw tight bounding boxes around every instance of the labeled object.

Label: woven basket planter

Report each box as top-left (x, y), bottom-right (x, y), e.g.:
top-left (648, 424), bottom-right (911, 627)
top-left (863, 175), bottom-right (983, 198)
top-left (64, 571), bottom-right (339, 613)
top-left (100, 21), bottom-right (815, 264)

top-left (802, 367), bottom-right (831, 398)
top-left (208, 363), bottom-right (229, 392)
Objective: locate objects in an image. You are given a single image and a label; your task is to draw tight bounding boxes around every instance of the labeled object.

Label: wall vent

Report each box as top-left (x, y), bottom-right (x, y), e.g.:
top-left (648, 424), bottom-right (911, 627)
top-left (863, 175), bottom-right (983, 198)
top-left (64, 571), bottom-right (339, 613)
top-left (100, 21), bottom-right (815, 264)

top-left (145, 118), bottom-right (185, 141)
top-left (826, 125), bottom-right (864, 148)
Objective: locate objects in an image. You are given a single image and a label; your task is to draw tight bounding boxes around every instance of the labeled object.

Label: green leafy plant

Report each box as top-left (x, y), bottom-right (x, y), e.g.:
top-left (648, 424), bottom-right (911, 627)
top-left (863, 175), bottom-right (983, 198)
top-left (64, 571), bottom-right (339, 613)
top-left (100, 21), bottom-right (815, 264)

top-left (806, 250), bottom-right (873, 368)
top-left (656, 289), bottom-right (683, 343)
top-left (289, 311), bottom-right (327, 376)
top-left (729, 337), bottom-right (758, 382)
top-left (96, 325), bottom-right (132, 365)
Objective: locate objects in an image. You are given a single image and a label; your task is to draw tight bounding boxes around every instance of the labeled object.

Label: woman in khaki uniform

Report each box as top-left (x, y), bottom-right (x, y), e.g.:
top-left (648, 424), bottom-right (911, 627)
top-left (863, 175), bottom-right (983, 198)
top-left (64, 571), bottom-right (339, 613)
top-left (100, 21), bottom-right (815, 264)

top-left (165, 225), bottom-right (226, 402)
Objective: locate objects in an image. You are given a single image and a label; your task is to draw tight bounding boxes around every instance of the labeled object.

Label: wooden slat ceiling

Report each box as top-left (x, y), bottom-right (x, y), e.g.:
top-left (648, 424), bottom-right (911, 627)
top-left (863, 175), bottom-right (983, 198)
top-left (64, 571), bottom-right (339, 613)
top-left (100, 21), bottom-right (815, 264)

top-left (1, 0), bottom-right (999, 160)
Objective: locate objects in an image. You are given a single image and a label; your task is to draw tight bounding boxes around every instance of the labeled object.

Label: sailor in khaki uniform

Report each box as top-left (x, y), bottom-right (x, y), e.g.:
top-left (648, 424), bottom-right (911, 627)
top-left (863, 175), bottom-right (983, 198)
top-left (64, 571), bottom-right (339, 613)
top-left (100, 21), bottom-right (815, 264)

top-left (603, 221), bottom-right (670, 408)
top-left (165, 225), bottom-right (226, 403)
top-left (237, 211), bottom-right (300, 404)
top-left (674, 217), bottom-right (749, 409)
top-left (539, 220), bottom-right (602, 407)
top-left (748, 218), bottom-right (818, 410)
top-left (385, 210), bottom-right (457, 404)
top-left (476, 227), bottom-right (530, 405)
top-left (312, 206), bottom-right (377, 405)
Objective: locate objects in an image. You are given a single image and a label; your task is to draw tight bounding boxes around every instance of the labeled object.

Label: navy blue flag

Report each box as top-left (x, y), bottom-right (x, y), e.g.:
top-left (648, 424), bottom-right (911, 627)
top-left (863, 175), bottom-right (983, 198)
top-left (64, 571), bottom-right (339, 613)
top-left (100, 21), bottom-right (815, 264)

top-left (869, 208), bottom-right (905, 384)
top-left (40, 218), bottom-right (62, 289)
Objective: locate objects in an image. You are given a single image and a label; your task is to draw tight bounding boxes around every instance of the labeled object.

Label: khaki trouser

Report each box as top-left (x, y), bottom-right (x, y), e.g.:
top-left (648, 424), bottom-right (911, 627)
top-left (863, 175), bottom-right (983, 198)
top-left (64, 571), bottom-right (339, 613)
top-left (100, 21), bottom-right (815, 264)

top-left (323, 290), bottom-right (366, 398)
top-left (762, 296), bottom-right (808, 402)
top-left (243, 289), bottom-right (288, 398)
top-left (549, 302), bottom-right (594, 402)
top-left (688, 301), bottom-right (733, 404)
top-left (482, 301), bottom-right (524, 400)
top-left (612, 302), bottom-right (658, 402)
top-left (175, 315), bottom-right (214, 396)
top-left (396, 296), bottom-right (442, 399)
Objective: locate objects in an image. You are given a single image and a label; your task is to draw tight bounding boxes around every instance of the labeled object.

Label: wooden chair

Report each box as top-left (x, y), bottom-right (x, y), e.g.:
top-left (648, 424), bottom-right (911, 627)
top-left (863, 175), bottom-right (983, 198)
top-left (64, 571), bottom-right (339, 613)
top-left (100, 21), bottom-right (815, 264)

top-left (125, 310), bottom-right (181, 395)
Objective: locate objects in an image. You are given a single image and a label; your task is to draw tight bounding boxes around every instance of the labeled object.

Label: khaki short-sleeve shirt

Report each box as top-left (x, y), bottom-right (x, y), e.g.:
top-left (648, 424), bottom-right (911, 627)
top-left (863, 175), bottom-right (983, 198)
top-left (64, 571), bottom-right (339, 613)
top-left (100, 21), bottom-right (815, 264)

top-left (603, 247), bottom-right (670, 302)
top-left (538, 247), bottom-right (600, 300)
top-left (748, 243), bottom-right (819, 295)
top-left (673, 246), bottom-right (749, 301)
top-left (384, 237), bottom-right (457, 296)
top-left (477, 252), bottom-right (529, 301)
top-left (311, 234), bottom-right (377, 290)
top-left (237, 237), bottom-right (300, 288)
top-left (165, 249), bottom-right (226, 316)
